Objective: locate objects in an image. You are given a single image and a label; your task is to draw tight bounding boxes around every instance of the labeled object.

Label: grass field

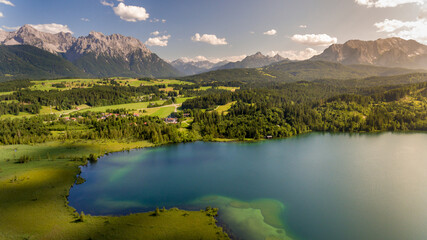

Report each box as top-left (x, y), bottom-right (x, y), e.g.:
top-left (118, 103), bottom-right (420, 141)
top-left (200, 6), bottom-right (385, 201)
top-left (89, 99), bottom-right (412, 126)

top-left (27, 79), bottom-right (192, 92)
top-left (0, 91), bottom-right (14, 96)
top-left (77, 101), bottom-right (165, 113)
top-left (116, 79), bottom-right (192, 87)
top-left (0, 112), bottom-right (33, 120)
top-left (174, 97), bottom-right (194, 104)
top-left (30, 79), bottom-right (102, 91)
top-left (218, 86), bottom-right (240, 92)
top-left (1, 100), bottom-right (19, 104)
top-left (0, 140), bottom-right (229, 240)
top-left (215, 101), bottom-right (236, 115)
top-left (196, 86), bottom-right (239, 92)
top-left (148, 106), bottom-right (176, 118)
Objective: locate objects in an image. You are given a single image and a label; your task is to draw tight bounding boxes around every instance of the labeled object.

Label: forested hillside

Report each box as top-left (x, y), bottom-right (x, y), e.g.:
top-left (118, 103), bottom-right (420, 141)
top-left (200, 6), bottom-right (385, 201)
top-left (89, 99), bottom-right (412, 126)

top-left (0, 45), bottom-right (88, 81)
top-left (183, 60), bottom-right (422, 85)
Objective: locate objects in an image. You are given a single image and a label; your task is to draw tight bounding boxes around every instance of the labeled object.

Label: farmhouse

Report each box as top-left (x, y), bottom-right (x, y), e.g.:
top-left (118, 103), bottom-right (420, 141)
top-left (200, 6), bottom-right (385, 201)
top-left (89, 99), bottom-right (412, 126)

top-left (165, 118), bottom-right (178, 124)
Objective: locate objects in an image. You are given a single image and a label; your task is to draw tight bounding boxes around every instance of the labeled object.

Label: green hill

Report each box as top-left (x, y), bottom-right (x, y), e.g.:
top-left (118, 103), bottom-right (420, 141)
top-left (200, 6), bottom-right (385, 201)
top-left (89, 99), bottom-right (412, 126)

top-left (0, 45), bottom-right (88, 82)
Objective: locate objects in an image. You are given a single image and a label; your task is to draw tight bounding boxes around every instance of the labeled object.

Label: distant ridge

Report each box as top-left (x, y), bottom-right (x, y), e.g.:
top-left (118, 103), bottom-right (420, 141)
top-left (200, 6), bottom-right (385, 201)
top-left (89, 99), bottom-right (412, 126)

top-left (311, 37), bottom-right (427, 69)
top-left (171, 59), bottom-right (229, 76)
top-left (183, 60), bottom-right (423, 84)
top-left (218, 52), bottom-right (289, 70)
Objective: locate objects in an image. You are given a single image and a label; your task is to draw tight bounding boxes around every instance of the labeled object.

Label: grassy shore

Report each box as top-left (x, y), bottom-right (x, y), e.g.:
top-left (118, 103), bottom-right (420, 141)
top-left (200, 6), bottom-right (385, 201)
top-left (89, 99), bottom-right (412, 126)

top-left (0, 140), bottom-right (229, 240)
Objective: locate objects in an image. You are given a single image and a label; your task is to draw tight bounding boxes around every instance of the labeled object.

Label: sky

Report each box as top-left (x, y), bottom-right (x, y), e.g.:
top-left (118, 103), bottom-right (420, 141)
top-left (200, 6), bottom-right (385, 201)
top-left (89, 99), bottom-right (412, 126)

top-left (0, 0), bottom-right (426, 62)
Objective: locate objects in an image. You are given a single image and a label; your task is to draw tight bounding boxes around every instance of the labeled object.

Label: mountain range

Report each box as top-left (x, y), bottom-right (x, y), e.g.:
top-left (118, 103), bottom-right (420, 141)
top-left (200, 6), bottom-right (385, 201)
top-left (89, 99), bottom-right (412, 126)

top-left (312, 38), bottom-right (427, 69)
top-left (170, 59), bottom-right (229, 76)
top-left (1, 25), bottom-right (427, 81)
top-left (0, 25), bottom-right (179, 80)
top-left (217, 52), bottom-right (288, 70)
top-left (171, 52), bottom-right (289, 76)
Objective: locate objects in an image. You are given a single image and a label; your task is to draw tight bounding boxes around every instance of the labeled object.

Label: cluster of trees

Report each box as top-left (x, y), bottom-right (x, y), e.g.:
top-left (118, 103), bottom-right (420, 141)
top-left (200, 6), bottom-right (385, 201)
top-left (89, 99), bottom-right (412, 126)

top-left (0, 115), bottom-right (53, 144)
top-left (0, 84), bottom-right (175, 111)
top-left (0, 80), bottom-right (34, 92)
top-left (0, 114), bottom-right (192, 145)
top-left (185, 82), bottom-right (427, 139)
top-left (0, 102), bottom-right (40, 116)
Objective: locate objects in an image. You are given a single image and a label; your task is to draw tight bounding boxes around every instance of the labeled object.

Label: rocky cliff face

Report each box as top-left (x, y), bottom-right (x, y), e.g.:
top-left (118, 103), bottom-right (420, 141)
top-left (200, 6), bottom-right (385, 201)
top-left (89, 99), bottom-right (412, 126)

top-left (0, 25), bottom-right (180, 77)
top-left (0, 30), bottom-right (12, 42)
top-left (311, 38), bottom-right (427, 69)
top-left (64, 31), bottom-right (152, 61)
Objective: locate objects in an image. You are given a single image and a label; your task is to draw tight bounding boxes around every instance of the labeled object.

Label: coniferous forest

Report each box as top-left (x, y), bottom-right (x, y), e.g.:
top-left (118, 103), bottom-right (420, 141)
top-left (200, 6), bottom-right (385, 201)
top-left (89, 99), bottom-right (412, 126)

top-left (0, 73), bottom-right (426, 145)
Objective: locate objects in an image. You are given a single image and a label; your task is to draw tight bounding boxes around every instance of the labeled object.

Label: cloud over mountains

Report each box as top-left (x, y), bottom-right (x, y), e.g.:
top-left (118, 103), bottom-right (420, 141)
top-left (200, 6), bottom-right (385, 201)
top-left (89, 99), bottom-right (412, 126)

top-left (291, 34), bottom-right (337, 46)
top-left (191, 33), bottom-right (228, 45)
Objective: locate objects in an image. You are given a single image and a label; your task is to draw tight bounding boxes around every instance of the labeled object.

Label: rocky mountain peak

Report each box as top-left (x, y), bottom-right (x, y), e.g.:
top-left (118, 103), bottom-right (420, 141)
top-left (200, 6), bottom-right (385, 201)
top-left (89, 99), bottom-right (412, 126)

top-left (16, 24), bottom-right (36, 34)
top-left (252, 52), bottom-right (265, 58)
top-left (273, 54), bottom-right (286, 61)
top-left (67, 31), bottom-right (151, 61)
top-left (1, 25), bottom-right (75, 53)
top-left (88, 31), bottom-right (105, 39)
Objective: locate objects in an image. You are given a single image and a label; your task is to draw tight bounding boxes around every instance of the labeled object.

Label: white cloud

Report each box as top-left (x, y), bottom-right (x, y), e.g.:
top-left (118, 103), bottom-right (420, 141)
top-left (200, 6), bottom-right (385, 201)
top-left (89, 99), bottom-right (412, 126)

top-left (151, 31), bottom-right (160, 36)
top-left (191, 33), bottom-right (228, 45)
top-left (178, 56), bottom-right (209, 63)
top-left (113, 2), bottom-right (149, 22)
top-left (0, 0), bottom-right (14, 7)
top-left (299, 25), bottom-right (307, 28)
top-left (267, 48), bottom-right (319, 61)
top-left (81, 18), bottom-right (90, 22)
top-left (291, 34), bottom-right (337, 46)
top-left (263, 29), bottom-right (277, 36)
top-left (162, 19), bottom-right (166, 23)
top-left (100, 0), bottom-right (114, 7)
top-left (145, 35), bottom-right (170, 47)
top-left (374, 18), bottom-right (427, 43)
top-left (30, 23), bottom-right (73, 34)
top-left (2, 25), bottom-right (19, 30)
top-left (354, 0), bottom-right (424, 8)
top-left (0, 12), bottom-right (3, 18)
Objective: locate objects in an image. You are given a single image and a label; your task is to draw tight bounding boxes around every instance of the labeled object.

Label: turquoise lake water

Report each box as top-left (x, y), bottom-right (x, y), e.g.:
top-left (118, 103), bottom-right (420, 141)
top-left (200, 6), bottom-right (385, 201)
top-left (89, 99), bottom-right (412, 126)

top-left (69, 133), bottom-right (427, 240)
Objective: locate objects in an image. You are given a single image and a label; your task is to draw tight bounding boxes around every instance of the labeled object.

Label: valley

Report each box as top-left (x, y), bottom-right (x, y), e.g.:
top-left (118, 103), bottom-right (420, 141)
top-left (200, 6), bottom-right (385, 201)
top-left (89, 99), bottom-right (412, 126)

top-left (1, 10), bottom-right (427, 239)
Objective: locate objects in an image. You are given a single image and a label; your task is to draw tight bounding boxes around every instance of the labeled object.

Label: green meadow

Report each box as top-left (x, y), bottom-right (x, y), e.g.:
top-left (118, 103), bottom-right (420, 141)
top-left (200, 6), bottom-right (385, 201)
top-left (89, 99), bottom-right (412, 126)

top-left (115, 79), bottom-right (192, 87)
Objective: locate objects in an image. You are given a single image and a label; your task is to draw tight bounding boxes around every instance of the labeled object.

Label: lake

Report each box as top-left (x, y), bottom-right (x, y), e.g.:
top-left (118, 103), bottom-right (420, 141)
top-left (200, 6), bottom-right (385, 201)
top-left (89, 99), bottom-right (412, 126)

top-left (69, 133), bottom-right (427, 240)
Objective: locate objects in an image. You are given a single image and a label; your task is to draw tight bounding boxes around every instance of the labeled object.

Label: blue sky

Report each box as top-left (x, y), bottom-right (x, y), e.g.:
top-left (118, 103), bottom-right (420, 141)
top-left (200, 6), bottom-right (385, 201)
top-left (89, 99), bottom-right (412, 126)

top-left (0, 0), bottom-right (426, 61)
